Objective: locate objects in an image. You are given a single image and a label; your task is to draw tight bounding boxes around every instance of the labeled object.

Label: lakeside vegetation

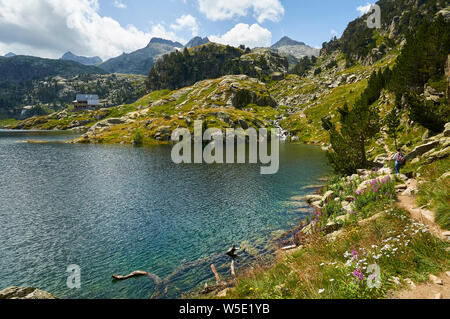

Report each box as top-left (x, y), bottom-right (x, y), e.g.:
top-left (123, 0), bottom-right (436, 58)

top-left (208, 10), bottom-right (450, 299)
top-left (1, 0), bottom-right (448, 301)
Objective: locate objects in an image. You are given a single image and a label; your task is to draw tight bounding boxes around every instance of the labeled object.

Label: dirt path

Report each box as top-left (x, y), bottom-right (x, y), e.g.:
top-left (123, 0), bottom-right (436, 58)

top-left (392, 178), bottom-right (450, 299)
top-left (392, 272), bottom-right (450, 299)
top-left (396, 179), bottom-right (448, 240)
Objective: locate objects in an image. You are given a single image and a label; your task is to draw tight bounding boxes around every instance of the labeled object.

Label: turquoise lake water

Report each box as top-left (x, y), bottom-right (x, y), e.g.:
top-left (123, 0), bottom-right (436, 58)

top-left (0, 130), bottom-right (331, 299)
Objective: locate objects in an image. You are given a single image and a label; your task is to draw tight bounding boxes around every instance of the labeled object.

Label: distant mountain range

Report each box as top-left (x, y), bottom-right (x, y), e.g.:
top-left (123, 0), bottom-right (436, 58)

top-left (185, 36), bottom-right (210, 48)
top-left (271, 36), bottom-right (320, 59)
top-left (98, 37), bottom-right (183, 75)
top-left (60, 51), bottom-right (102, 65)
top-left (0, 55), bottom-right (106, 82)
top-left (0, 36), bottom-right (317, 81)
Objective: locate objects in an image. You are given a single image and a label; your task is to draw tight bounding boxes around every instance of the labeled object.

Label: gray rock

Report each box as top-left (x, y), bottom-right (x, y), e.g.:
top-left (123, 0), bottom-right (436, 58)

top-left (0, 286), bottom-right (57, 299)
top-left (429, 274), bottom-right (443, 285)
top-left (424, 146), bottom-right (450, 164)
top-left (395, 184), bottom-right (407, 191)
top-left (321, 190), bottom-right (334, 203)
top-left (311, 201), bottom-right (323, 209)
top-left (270, 72), bottom-right (284, 81)
top-left (300, 195), bottom-right (323, 204)
top-left (444, 123), bottom-right (450, 137)
top-left (338, 213), bottom-right (352, 222)
top-left (438, 172), bottom-right (450, 181)
top-left (405, 141), bottom-right (440, 161)
top-left (324, 221), bottom-right (343, 234)
top-left (106, 118), bottom-right (125, 125)
top-left (401, 187), bottom-right (417, 196)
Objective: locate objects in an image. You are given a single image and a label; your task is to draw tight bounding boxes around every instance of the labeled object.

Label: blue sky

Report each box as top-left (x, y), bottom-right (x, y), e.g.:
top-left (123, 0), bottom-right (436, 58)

top-left (99, 0), bottom-right (373, 47)
top-left (0, 0), bottom-right (375, 59)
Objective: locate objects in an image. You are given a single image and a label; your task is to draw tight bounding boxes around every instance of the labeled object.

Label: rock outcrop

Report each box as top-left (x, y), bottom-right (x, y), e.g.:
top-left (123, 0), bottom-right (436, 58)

top-left (0, 286), bottom-right (57, 299)
top-left (405, 141), bottom-right (441, 161)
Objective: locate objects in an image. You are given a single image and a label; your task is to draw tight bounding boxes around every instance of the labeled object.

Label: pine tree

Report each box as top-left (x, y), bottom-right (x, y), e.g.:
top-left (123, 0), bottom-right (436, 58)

top-left (384, 106), bottom-right (401, 149)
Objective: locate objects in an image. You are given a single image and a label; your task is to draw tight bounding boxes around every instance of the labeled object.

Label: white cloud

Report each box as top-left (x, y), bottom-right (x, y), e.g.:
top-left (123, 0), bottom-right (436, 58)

top-left (209, 23), bottom-right (272, 48)
top-left (197, 0), bottom-right (284, 23)
top-left (113, 0), bottom-right (127, 9)
top-left (0, 0), bottom-right (184, 60)
top-left (331, 29), bottom-right (339, 37)
top-left (170, 14), bottom-right (199, 37)
top-left (357, 2), bottom-right (374, 16)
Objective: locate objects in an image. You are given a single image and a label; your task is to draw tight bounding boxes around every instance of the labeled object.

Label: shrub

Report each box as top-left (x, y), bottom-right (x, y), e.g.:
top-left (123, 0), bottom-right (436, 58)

top-left (132, 130), bottom-right (144, 146)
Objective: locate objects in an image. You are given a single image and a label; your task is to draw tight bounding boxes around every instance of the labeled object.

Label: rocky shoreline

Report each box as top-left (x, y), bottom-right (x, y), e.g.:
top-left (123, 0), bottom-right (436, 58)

top-left (0, 286), bottom-right (57, 299)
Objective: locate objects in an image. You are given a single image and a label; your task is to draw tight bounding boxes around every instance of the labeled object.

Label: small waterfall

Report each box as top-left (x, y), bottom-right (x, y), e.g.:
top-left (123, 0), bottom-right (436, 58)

top-left (274, 117), bottom-right (289, 141)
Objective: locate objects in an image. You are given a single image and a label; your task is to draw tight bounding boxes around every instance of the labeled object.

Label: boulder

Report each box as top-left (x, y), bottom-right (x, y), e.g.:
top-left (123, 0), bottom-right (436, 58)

top-left (336, 214), bottom-right (351, 223)
top-left (0, 286), bottom-right (57, 299)
top-left (438, 171), bottom-right (450, 181)
top-left (357, 169), bottom-right (370, 176)
top-left (424, 146), bottom-right (450, 163)
top-left (444, 123), bottom-right (450, 137)
top-left (88, 118), bottom-right (125, 132)
top-left (311, 201), bottom-right (323, 209)
top-left (155, 126), bottom-right (172, 141)
top-left (324, 221), bottom-right (343, 234)
top-left (429, 274), bottom-right (443, 285)
top-left (346, 74), bottom-right (357, 84)
top-left (270, 72), bottom-right (284, 81)
top-left (321, 190), bottom-right (334, 203)
top-left (68, 119), bottom-right (91, 129)
top-left (395, 184), bottom-right (407, 191)
top-left (300, 195), bottom-right (323, 204)
top-left (401, 187), bottom-right (417, 196)
top-left (341, 201), bottom-right (350, 207)
top-left (342, 203), bottom-right (354, 214)
top-left (405, 141), bottom-right (440, 161)
top-left (106, 118), bottom-right (125, 125)
top-left (378, 167), bottom-right (393, 175)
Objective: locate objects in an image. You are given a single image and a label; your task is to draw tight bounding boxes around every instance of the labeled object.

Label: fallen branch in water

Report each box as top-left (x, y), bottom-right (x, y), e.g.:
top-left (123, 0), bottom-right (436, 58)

top-left (230, 260), bottom-right (236, 279)
top-left (211, 264), bottom-right (222, 285)
top-left (112, 245), bottom-right (242, 298)
top-left (112, 271), bottom-right (150, 280)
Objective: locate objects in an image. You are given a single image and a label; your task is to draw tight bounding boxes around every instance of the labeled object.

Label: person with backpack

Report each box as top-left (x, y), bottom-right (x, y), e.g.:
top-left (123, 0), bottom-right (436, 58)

top-left (391, 149), bottom-right (406, 174)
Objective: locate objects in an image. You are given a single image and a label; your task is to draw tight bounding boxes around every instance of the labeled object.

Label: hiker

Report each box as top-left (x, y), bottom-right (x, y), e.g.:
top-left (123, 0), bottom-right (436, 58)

top-left (391, 149), bottom-right (406, 174)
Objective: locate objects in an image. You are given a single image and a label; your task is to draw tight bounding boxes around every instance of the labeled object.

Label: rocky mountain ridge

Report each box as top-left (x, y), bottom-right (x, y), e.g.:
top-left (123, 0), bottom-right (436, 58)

top-left (185, 36), bottom-right (210, 48)
top-left (271, 36), bottom-right (320, 60)
top-left (98, 38), bottom-right (183, 75)
top-left (61, 51), bottom-right (102, 65)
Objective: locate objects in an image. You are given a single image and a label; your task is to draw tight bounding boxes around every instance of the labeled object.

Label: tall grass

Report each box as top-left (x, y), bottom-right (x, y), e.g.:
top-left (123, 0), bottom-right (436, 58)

top-left (221, 208), bottom-right (449, 299)
top-left (417, 158), bottom-right (450, 230)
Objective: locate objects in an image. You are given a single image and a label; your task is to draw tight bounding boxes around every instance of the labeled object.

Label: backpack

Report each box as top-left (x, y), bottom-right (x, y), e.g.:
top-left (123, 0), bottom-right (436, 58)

top-left (398, 153), bottom-right (406, 165)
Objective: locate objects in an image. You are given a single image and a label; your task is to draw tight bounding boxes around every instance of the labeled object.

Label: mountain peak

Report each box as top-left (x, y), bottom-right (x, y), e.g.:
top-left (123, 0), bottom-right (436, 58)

top-left (148, 37), bottom-right (183, 48)
top-left (60, 51), bottom-right (102, 65)
top-left (4, 52), bottom-right (16, 57)
top-left (185, 36), bottom-right (210, 48)
top-left (272, 36), bottom-right (306, 48)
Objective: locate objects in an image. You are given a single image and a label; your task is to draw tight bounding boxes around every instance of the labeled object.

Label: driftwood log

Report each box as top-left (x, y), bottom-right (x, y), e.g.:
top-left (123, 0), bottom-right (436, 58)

top-left (112, 245), bottom-right (242, 298)
top-left (211, 264), bottom-right (222, 285)
top-left (112, 271), bottom-right (149, 280)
